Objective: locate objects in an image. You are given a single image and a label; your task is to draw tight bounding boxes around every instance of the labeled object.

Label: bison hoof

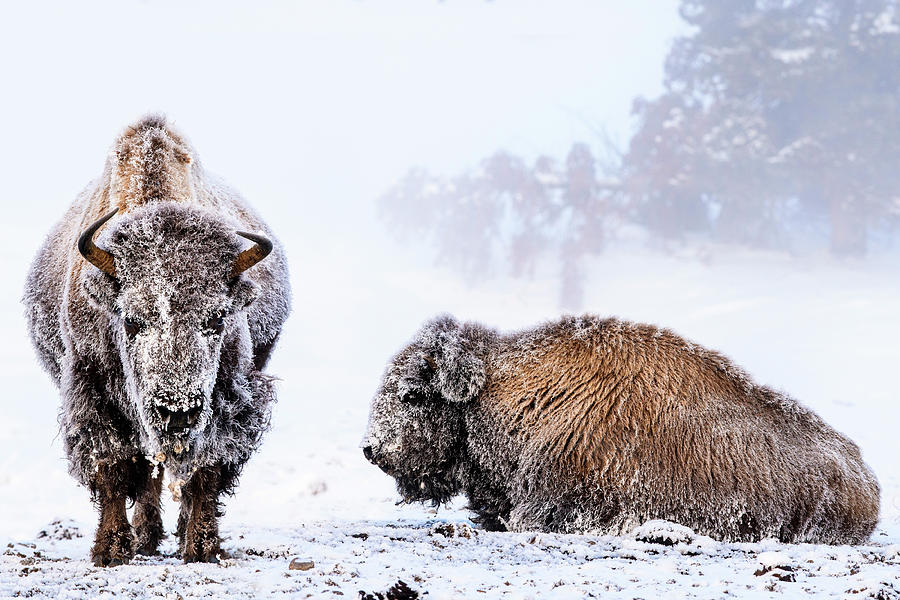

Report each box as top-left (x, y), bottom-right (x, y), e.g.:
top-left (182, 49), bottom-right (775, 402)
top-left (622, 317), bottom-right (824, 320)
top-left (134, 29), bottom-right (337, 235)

top-left (182, 535), bottom-right (222, 564)
top-left (134, 526), bottom-right (164, 556)
top-left (91, 523), bottom-right (135, 567)
top-left (183, 548), bottom-right (221, 564)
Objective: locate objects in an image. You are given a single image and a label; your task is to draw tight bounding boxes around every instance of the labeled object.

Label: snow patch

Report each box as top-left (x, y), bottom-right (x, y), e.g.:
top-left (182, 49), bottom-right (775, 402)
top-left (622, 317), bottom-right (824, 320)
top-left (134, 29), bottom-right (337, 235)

top-left (770, 47), bottom-right (815, 64)
top-left (632, 519), bottom-right (696, 546)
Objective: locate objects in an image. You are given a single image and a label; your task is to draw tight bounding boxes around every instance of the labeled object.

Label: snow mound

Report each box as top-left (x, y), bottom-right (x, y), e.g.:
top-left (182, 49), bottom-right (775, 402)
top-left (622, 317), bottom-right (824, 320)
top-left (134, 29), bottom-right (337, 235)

top-left (35, 519), bottom-right (83, 541)
top-left (632, 519), bottom-right (696, 546)
top-left (757, 550), bottom-right (793, 570)
top-left (754, 550), bottom-right (797, 581)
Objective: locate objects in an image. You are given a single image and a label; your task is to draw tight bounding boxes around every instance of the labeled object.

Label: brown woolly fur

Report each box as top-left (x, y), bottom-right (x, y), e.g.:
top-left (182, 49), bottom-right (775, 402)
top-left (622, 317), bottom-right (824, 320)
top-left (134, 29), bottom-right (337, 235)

top-left (363, 314), bottom-right (880, 544)
top-left (23, 114), bottom-right (291, 565)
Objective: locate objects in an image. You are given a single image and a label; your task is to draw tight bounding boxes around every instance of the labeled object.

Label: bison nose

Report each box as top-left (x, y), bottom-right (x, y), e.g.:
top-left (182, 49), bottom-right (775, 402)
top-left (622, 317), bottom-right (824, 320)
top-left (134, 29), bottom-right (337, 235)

top-left (157, 405), bottom-right (201, 433)
top-left (362, 445), bottom-right (375, 463)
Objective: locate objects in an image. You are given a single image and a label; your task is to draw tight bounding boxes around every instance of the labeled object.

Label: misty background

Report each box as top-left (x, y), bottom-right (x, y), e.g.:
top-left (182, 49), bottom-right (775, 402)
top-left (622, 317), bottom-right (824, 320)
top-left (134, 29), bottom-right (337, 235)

top-left (1, 1), bottom-right (898, 540)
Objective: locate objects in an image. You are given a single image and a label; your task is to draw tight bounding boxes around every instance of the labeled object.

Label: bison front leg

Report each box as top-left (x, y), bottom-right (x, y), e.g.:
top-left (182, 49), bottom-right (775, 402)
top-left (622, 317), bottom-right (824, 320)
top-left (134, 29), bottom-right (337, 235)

top-left (133, 458), bottom-right (165, 555)
top-left (90, 461), bottom-right (136, 567)
top-left (179, 465), bottom-right (224, 563)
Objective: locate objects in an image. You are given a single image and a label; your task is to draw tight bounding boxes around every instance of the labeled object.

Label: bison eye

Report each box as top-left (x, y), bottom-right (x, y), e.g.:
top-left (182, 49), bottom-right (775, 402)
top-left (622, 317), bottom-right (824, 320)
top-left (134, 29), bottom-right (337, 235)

top-left (204, 314), bottom-right (225, 335)
top-left (123, 317), bottom-right (142, 338)
top-left (400, 390), bottom-right (427, 405)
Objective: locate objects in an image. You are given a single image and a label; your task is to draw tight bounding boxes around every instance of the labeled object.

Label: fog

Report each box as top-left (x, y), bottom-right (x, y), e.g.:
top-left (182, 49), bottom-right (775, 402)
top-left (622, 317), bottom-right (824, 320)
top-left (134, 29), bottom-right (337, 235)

top-left (0, 0), bottom-right (682, 232)
top-left (0, 0), bottom-right (688, 361)
top-left (1, 0), bottom-right (898, 549)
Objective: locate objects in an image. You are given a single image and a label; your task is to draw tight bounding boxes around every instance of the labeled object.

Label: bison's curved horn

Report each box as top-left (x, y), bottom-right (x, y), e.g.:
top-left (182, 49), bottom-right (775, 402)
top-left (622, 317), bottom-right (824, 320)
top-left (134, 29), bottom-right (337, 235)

top-left (231, 231), bottom-right (273, 277)
top-left (77, 208), bottom-right (119, 277)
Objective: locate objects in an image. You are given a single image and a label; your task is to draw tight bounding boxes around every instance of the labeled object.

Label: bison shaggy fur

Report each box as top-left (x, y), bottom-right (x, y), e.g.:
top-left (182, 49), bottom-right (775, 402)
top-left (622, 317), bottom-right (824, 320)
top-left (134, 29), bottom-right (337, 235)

top-left (23, 115), bottom-right (290, 565)
top-left (362, 314), bottom-right (880, 544)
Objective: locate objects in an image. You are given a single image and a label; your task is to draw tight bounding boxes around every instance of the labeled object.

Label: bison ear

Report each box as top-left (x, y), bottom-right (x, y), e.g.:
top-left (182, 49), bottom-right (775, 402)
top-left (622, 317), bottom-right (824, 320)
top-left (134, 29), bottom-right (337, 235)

top-left (229, 277), bottom-right (260, 309)
top-left (81, 268), bottom-right (119, 313)
top-left (419, 315), bottom-right (486, 404)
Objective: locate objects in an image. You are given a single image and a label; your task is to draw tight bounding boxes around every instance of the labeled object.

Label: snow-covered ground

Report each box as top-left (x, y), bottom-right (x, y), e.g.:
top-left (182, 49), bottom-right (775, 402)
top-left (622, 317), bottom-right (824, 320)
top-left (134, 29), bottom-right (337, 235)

top-left (2, 245), bottom-right (899, 599)
top-left (5, 516), bottom-right (899, 599)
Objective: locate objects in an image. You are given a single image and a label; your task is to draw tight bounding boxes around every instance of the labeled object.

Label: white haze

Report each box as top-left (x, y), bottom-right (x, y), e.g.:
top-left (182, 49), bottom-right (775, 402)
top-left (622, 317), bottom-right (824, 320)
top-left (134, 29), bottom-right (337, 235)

top-left (1, 3), bottom-right (899, 598)
top-left (0, 0), bottom-right (686, 415)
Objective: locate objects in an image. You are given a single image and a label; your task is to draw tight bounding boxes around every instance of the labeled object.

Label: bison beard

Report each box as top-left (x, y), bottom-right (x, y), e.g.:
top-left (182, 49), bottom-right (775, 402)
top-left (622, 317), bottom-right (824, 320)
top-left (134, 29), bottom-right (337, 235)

top-left (24, 115), bottom-right (290, 565)
top-left (392, 461), bottom-right (461, 508)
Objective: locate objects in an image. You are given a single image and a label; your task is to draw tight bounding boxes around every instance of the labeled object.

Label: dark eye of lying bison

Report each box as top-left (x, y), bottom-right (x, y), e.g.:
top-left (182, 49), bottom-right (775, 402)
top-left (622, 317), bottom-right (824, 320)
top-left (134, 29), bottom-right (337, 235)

top-left (203, 314), bottom-right (225, 335)
top-left (123, 317), bottom-right (142, 338)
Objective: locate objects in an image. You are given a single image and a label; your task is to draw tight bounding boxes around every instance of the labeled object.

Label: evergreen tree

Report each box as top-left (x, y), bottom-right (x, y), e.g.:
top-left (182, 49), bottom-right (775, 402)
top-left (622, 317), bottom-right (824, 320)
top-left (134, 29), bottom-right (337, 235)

top-left (378, 0), bottom-right (900, 308)
top-left (628, 0), bottom-right (900, 255)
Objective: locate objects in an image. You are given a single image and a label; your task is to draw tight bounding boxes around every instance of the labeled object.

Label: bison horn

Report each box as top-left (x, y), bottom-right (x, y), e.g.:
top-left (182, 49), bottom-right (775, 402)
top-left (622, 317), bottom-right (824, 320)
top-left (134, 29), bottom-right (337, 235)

top-left (77, 208), bottom-right (119, 277)
top-left (231, 231), bottom-right (273, 277)
top-left (422, 354), bottom-right (438, 372)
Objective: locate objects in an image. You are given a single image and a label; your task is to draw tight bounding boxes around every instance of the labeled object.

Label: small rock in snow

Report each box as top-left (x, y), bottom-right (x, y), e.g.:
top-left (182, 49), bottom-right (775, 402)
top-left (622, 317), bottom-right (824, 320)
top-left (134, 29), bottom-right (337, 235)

top-left (429, 522), bottom-right (476, 539)
top-left (754, 551), bottom-right (796, 580)
top-left (289, 558), bottom-right (315, 571)
top-left (358, 580), bottom-right (420, 600)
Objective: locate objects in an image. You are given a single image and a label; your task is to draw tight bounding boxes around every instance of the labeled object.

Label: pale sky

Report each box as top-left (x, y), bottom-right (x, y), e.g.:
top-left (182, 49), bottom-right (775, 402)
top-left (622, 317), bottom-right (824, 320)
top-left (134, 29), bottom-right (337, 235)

top-left (1, 1), bottom-right (686, 236)
top-left (0, 1), bottom-right (689, 365)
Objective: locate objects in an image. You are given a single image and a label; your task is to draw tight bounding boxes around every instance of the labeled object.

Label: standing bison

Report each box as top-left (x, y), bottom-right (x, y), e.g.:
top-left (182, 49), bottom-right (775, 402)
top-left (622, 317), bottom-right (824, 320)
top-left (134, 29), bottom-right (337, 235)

top-left (24, 115), bottom-right (290, 565)
top-left (362, 314), bottom-right (880, 544)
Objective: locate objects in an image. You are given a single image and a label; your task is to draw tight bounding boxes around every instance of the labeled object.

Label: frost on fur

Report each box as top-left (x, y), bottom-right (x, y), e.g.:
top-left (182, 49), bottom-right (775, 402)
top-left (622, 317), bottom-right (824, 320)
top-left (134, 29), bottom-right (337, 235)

top-left (395, 315), bottom-right (487, 405)
top-left (362, 314), bottom-right (880, 544)
top-left (23, 114), bottom-right (291, 565)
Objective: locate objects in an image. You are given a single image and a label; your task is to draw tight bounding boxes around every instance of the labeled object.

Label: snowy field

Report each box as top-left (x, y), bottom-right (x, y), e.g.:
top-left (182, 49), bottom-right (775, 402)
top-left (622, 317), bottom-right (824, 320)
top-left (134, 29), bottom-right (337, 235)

top-left (2, 243), bottom-right (899, 599)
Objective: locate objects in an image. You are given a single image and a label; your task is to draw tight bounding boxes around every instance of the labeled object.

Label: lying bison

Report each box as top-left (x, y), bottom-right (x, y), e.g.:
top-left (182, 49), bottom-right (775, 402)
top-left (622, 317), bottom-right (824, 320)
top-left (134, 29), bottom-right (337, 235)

top-left (362, 315), bottom-right (880, 544)
top-left (24, 115), bottom-right (290, 565)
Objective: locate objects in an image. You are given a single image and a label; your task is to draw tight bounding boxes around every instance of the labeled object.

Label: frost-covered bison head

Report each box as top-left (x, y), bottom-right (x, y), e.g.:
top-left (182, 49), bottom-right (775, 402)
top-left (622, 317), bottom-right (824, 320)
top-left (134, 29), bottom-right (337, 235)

top-left (362, 316), bottom-right (489, 504)
top-left (79, 203), bottom-right (270, 456)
